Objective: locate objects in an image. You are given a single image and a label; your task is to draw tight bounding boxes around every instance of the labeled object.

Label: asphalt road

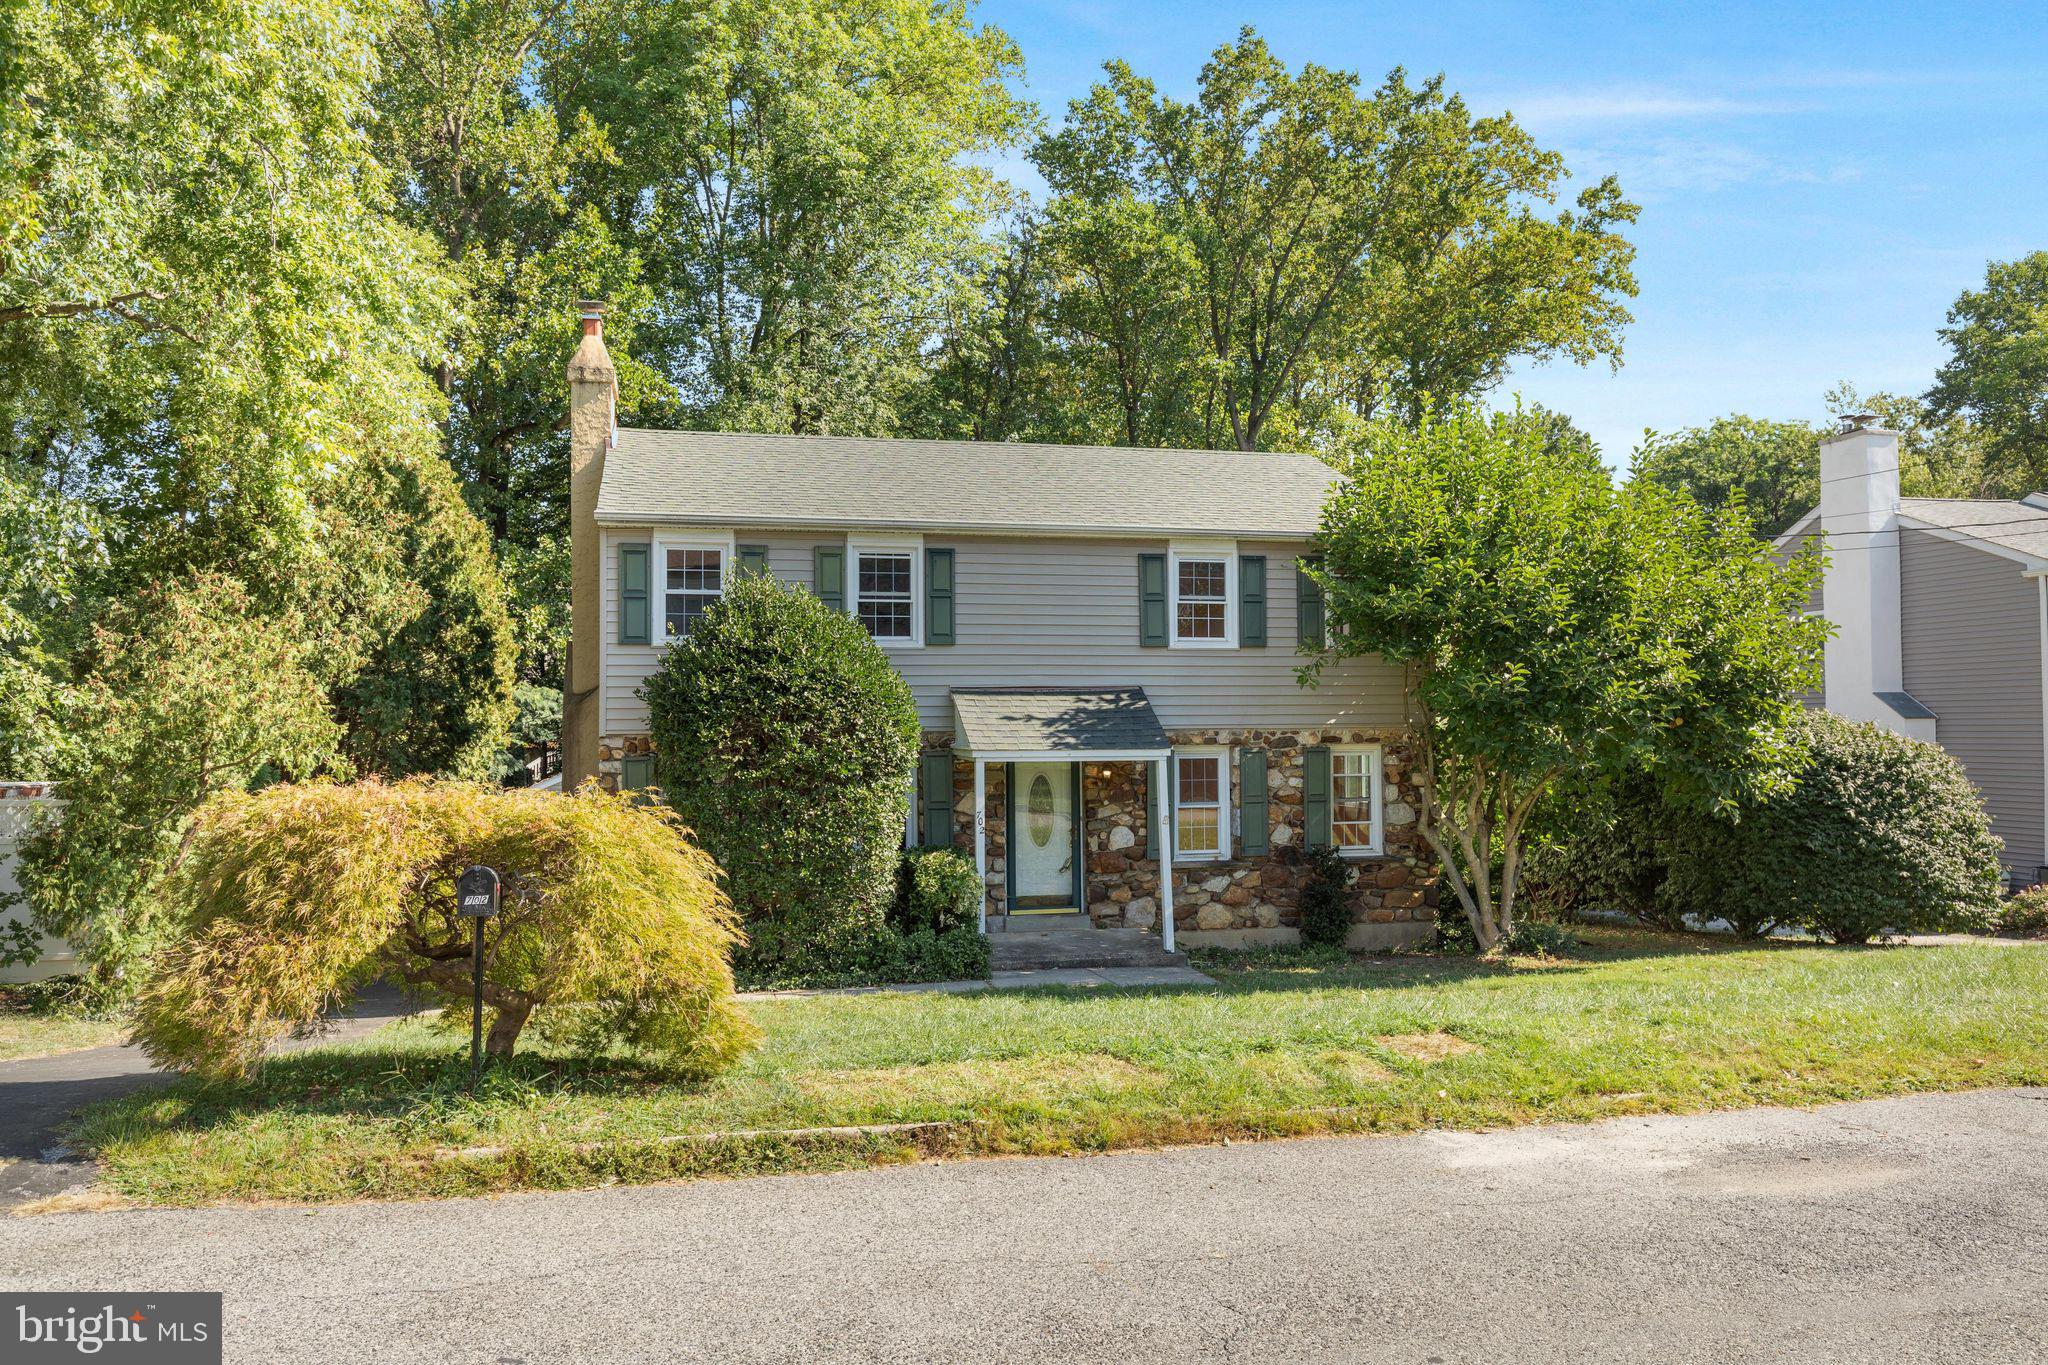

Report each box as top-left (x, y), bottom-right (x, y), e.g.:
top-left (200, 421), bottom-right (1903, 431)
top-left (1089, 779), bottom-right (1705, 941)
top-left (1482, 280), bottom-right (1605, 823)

top-left (3, 1088), bottom-right (2044, 1363)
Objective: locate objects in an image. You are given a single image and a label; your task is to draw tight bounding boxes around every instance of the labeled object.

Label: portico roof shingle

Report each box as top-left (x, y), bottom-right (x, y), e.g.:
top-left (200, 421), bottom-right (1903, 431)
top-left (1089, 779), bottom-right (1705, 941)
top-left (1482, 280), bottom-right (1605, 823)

top-left (950, 687), bottom-right (1171, 758)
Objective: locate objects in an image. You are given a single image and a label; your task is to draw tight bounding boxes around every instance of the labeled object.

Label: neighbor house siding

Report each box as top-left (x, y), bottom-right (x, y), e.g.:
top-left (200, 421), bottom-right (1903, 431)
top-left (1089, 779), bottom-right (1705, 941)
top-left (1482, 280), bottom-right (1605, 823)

top-left (600, 529), bottom-right (1409, 736)
top-left (1899, 528), bottom-right (2045, 879)
top-left (1772, 528), bottom-right (1826, 709)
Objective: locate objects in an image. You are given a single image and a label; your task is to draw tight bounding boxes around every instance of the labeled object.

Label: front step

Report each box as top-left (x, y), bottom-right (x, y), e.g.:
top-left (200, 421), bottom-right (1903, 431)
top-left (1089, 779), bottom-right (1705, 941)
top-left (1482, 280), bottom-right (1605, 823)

top-left (988, 920), bottom-right (1190, 972)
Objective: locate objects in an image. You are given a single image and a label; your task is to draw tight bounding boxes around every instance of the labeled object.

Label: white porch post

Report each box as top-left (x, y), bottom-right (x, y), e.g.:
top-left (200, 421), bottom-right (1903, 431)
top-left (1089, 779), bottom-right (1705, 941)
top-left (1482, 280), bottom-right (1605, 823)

top-left (973, 759), bottom-right (988, 932)
top-left (1154, 755), bottom-right (1175, 953)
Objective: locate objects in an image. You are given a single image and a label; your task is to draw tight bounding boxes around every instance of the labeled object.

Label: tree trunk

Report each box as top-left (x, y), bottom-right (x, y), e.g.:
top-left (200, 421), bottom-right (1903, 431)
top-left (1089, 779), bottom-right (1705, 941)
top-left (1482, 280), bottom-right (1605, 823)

top-left (485, 999), bottom-right (533, 1057)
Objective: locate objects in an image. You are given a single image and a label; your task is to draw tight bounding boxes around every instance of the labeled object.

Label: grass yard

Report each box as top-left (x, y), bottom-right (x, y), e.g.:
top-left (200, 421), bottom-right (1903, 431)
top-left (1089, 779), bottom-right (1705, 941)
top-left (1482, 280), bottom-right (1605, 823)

top-left (71, 926), bottom-right (2048, 1205)
top-left (0, 983), bottom-right (125, 1061)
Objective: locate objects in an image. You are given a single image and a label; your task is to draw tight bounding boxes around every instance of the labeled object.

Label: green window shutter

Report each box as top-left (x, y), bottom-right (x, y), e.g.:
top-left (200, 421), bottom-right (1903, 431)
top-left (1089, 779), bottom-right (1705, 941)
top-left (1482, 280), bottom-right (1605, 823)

top-left (1295, 558), bottom-right (1325, 651)
top-left (1138, 553), bottom-right (1168, 647)
top-left (618, 542), bottom-right (651, 645)
top-left (1239, 748), bottom-right (1270, 856)
top-left (1240, 555), bottom-right (1267, 647)
top-left (918, 750), bottom-right (954, 846)
top-left (813, 545), bottom-right (845, 611)
top-left (621, 755), bottom-right (654, 792)
top-left (925, 548), bottom-right (955, 645)
top-left (1303, 745), bottom-right (1332, 848)
top-left (737, 544), bottom-right (769, 576)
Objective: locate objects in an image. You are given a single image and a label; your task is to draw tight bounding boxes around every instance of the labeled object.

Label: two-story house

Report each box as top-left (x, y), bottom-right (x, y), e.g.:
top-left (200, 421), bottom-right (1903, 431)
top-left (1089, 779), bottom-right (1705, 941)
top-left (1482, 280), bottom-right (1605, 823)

top-left (560, 306), bottom-right (1435, 951)
top-left (1773, 416), bottom-right (2048, 888)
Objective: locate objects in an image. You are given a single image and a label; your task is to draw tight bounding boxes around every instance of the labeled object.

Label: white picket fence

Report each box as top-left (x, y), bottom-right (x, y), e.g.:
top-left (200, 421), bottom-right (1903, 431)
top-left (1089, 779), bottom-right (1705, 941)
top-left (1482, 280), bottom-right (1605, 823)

top-left (0, 784), bottom-right (72, 983)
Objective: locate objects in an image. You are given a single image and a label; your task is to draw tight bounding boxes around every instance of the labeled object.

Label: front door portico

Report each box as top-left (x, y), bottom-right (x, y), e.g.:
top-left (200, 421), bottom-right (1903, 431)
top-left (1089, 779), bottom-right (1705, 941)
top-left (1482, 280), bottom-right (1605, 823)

top-left (952, 687), bottom-right (1178, 950)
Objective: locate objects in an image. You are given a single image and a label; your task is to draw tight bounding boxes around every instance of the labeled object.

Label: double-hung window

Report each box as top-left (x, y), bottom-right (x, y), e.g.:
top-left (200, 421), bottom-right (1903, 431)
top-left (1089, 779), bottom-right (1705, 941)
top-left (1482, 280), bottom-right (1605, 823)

top-left (1169, 542), bottom-right (1237, 647)
top-left (1331, 745), bottom-right (1384, 854)
top-left (849, 537), bottom-right (922, 645)
top-left (661, 536), bottom-right (733, 639)
top-left (1174, 749), bottom-right (1227, 861)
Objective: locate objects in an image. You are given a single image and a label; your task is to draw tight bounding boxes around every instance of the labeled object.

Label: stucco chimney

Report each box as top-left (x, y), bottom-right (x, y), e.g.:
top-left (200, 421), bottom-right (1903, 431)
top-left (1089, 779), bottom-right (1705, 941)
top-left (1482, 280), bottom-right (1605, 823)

top-left (561, 300), bottom-right (615, 790)
top-left (1818, 417), bottom-right (1926, 736)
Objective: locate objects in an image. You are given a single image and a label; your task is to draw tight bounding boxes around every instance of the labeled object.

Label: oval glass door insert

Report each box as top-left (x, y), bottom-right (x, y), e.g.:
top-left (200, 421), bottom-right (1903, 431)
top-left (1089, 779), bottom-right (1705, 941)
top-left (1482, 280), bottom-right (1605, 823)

top-left (1027, 773), bottom-right (1056, 847)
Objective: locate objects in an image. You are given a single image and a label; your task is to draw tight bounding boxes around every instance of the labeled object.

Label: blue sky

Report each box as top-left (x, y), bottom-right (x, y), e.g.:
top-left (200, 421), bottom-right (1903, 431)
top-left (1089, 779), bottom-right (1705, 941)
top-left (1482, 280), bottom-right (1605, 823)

top-left (974, 0), bottom-right (2048, 462)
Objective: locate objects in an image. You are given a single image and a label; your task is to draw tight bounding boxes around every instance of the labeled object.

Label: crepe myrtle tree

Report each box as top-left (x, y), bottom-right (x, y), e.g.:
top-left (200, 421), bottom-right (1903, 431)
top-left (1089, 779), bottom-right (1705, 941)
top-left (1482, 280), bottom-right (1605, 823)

top-left (1305, 405), bottom-right (1825, 951)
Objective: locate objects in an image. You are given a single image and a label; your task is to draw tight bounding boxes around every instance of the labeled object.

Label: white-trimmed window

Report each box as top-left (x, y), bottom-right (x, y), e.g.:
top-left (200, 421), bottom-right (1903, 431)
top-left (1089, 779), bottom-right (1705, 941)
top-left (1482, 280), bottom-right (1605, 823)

top-left (1169, 541), bottom-right (1237, 647)
top-left (660, 534), bottom-right (735, 639)
top-left (1174, 748), bottom-right (1228, 861)
top-left (1332, 745), bottom-right (1384, 854)
top-left (850, 536), bottom-right (922, 646)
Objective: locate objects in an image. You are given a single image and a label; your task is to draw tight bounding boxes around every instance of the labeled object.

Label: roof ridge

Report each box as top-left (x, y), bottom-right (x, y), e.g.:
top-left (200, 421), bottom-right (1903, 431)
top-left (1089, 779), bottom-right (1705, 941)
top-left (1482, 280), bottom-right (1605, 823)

top-left (614, 426), bottom-right (1328, 463)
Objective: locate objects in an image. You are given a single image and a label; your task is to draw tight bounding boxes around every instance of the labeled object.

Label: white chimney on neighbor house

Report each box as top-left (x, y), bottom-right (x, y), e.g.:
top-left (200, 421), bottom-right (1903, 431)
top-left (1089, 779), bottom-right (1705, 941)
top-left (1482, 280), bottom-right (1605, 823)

top-left (1818, 414), bottom-right (1935, 741)
top-left (561, 300), bottom-right (616, 790)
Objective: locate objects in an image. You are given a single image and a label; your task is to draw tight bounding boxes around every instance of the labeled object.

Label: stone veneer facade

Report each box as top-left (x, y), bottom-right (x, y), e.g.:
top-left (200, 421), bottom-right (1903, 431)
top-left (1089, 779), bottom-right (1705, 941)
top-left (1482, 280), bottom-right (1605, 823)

top-left (597, 726), bottom-right (1438, 949)
top-left (934, 726), bottom-right (1436, 949)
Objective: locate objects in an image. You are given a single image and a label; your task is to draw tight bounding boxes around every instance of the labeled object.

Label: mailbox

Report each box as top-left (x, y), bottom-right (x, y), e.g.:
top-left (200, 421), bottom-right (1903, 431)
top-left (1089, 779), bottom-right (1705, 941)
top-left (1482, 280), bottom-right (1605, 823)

top-left (457, 865), bottom-right (500, 919)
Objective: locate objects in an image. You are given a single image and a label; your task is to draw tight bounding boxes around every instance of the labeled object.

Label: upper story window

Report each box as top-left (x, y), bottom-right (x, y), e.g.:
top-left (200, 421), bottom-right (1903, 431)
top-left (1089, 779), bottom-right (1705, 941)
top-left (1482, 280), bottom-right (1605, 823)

top-left (1332, 745), bottom-right (1384, 854)
top-left (1169, 542), bottom-right (1237, 648)
top-left (849, 536), bottom-right (922, 646)
top-left (665, 547), bottom-right (723, 638)
top-left (658, 535), bottom-right (734, 639)
top-left (1174, 748), bottom-right (1227, 861)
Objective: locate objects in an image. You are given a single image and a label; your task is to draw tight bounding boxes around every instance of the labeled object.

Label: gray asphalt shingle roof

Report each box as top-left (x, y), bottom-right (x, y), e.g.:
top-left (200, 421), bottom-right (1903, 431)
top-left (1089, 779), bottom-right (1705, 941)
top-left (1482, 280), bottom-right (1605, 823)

top-left (951, 688), bottom-right (1171, 756)
top-left (1899, 497), bottom-right (2048, 564)
top-left (595, 429), bottom-right (1335, 538)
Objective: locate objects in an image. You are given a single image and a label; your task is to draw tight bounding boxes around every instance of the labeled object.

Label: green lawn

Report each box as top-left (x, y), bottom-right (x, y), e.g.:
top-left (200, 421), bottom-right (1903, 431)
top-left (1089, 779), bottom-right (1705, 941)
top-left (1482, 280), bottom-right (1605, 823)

top-left (72, 926), bottom-right (2048, 1205)
top-left (0, 984), bottom-right (125, 1061)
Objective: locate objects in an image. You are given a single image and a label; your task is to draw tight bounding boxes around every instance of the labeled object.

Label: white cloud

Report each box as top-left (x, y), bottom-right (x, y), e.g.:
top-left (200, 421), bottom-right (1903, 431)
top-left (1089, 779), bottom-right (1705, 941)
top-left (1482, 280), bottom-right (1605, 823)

top-left (1499, 91), bottom-right (1795, 129)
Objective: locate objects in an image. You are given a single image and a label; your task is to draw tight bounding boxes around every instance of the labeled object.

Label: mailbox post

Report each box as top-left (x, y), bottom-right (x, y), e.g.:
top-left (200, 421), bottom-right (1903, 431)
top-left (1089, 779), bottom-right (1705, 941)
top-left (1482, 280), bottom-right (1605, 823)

top-left (456, 865), bottom-right (501, 1086)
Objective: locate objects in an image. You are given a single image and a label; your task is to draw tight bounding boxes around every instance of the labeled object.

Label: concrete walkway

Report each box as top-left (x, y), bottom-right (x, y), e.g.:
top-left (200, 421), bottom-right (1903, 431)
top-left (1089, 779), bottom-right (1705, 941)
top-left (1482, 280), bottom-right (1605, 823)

top-left (739, 964), bottom-right (1215, 1000)
top-left (0, 985), bottom-right (420, 1209)
top-left (3, 1088), bottom-right (2042, 1362)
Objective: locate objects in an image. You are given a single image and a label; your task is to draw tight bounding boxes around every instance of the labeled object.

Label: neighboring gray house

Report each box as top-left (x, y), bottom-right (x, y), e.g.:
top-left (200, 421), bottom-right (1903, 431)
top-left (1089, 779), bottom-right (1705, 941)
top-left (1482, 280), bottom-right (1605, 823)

top-left (1774, 417), bottom-right (2048, 886)
top-left (557, 307), bottom-right (1435, 950)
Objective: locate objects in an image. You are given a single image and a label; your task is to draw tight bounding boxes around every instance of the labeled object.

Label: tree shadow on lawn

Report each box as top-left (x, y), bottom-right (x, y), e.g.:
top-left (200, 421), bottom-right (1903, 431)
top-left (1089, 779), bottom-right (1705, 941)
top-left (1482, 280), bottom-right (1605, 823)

top-left (91, 1039), bottom-right (719, 1137)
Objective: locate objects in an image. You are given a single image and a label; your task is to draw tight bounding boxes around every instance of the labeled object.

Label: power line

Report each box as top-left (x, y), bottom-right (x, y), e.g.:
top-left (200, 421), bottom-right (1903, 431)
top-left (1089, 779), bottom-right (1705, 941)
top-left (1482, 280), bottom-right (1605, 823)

top-left (1787, 516), bottom-right (2048, 558)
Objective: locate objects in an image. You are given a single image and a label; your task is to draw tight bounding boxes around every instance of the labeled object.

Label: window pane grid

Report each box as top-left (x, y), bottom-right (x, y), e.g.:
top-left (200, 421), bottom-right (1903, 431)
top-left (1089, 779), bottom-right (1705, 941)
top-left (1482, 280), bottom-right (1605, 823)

top-left (663, 547), bottom-right (723, 638)
top-left (1332, 750), bottom-right (1376, 849)
top-left (856, 551), bottom-right (914, 640)
top-left (1175, 755), bottom-right (1222, 858)
top-left (1175, 557), bottom-right (1227, 642)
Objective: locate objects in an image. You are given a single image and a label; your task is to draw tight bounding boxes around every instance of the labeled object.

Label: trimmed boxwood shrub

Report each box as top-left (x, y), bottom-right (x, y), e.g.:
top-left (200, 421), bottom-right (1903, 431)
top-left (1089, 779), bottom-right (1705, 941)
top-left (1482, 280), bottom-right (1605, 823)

top-left (894, 846), bottom-right (980, 935)
top-left (643, 572), bottom-right (922, 977)
top-left (1662, 711), bottom-right (2004, 942)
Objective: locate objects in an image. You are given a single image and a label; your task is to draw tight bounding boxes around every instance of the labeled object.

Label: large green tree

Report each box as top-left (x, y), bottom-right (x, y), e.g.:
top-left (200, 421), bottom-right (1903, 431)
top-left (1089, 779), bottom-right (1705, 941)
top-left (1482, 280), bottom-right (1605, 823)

top-left (369, 0), bottom-right (668, 558)
top-left (1926, 251), bottom-right (2048, 495)
top-left (1310, 406), bottom-right (1822, 950)
top-left (1632, 415), bottom-right (1823, 538)
top-left (1, 0), bottom-right (455, 579)
top-left (1030, 30), bottom-right (1638, 452)
top-left (573, 0), bottom-right (1032, 437)
top-left (16, 577), bottom-right (343, 995)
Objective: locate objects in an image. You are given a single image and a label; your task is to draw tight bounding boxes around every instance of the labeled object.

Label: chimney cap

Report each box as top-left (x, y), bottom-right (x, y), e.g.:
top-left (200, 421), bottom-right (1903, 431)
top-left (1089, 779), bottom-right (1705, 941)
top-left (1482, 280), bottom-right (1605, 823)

top-left (1837, 411), bottom-right (1879, 434)
top-left (577, 298), bottom-right (610, 319)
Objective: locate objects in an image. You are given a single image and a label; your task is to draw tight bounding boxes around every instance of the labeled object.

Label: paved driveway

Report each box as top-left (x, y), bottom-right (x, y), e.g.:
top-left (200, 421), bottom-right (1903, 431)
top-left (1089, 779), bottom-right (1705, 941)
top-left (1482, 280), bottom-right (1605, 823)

top-left (0, 985), bottom-right (418, 1207)
top-left (2, 1088), bottom-right (2043, 1363)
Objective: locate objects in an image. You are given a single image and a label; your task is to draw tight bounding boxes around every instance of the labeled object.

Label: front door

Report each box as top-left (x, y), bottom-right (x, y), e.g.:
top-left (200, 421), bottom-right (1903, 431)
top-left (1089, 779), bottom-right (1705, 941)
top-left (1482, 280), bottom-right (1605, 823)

top-left (1009, 762), bottom-right (1079, 911)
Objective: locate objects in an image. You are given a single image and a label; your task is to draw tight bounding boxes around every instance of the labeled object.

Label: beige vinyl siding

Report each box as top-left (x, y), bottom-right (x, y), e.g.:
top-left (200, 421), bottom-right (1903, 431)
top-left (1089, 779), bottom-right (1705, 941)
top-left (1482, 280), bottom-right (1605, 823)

top-left (1772, 528), bottom-right (1826, 709)
top-left (601, 529), bottom-right (1408, 736)
top-left (1899, 529), bottom-right (2045, 879)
